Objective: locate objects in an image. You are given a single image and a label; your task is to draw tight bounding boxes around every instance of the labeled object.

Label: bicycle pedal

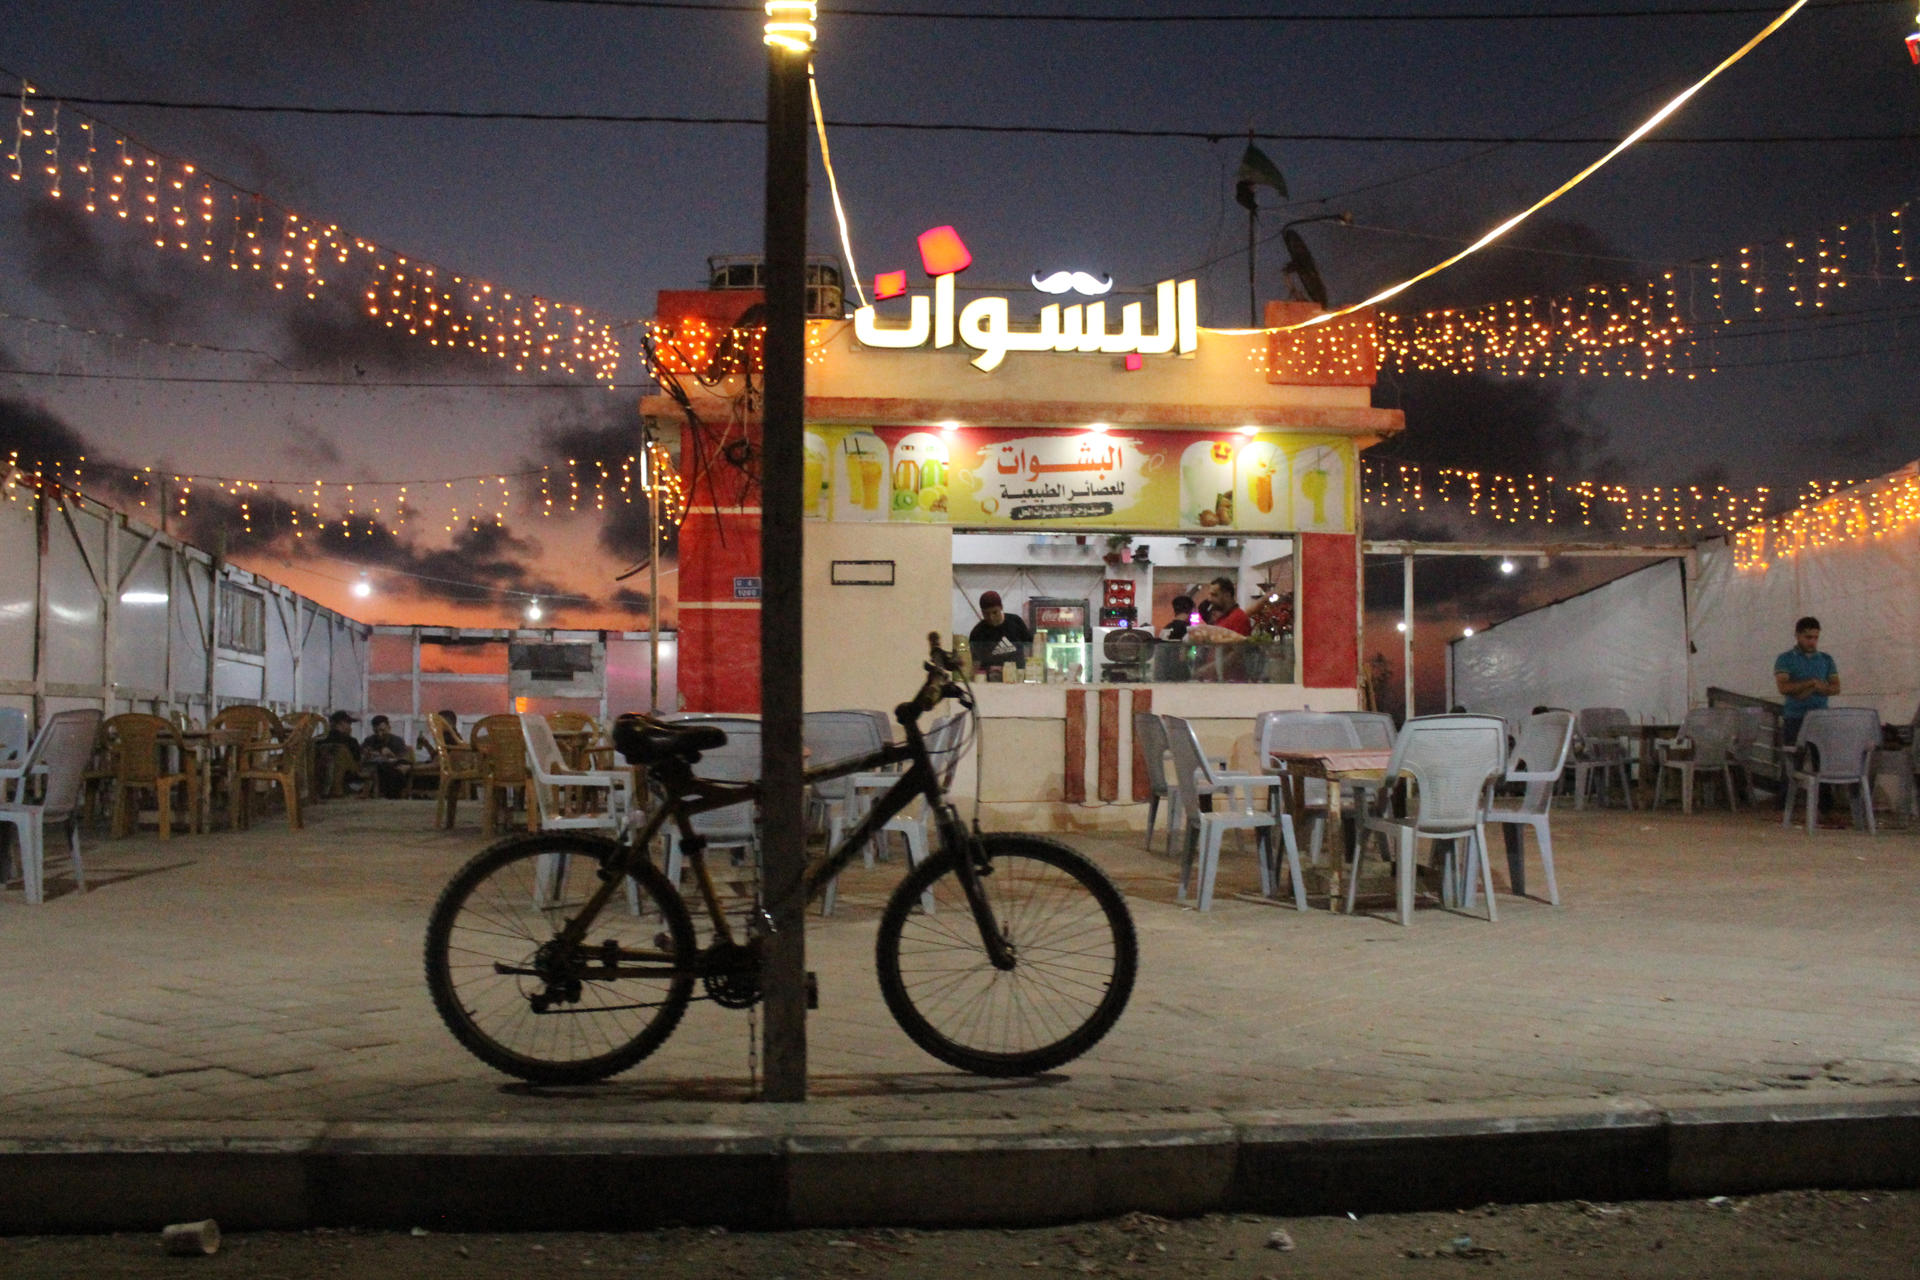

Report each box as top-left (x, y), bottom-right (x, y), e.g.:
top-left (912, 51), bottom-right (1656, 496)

top-left (806, 970), bottom-right (819, 1010)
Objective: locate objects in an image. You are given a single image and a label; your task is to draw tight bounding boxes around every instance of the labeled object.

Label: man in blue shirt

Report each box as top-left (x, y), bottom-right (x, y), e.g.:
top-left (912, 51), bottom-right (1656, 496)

top-left (1773, 615), bottom-right (1840, 746)
top-left (1774, 616), bottom-right (1843, 822)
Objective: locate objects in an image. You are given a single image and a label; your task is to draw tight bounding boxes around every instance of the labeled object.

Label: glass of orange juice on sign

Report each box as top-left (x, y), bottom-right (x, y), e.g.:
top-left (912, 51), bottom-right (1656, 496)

top-left (844, 444), bottom-right (867, 508)
top-left (803, 446), bottom-right (824, 515)
top-left (857, 455), bottom-right (884, 510)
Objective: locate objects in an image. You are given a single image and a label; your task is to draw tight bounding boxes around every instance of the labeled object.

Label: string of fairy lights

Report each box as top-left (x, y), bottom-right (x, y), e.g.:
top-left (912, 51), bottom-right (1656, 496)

top-left (1731, 468), bottom-right (1920, 571)
top-left (8, 69), bottom-right (1914, 391)
top-left (1360, 459), bottom-right (1859, 536)
top-left (0, 441), bottom-right (688, 540)
top-left (3, 80), bottom-right (627, 381)
top-left (1259, 200), bottom-right (1917, 381)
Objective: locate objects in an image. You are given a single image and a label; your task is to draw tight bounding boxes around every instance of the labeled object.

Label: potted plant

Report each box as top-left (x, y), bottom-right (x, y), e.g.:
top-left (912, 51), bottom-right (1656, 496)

top-left (1102, 533), bottom-right (1133, 567)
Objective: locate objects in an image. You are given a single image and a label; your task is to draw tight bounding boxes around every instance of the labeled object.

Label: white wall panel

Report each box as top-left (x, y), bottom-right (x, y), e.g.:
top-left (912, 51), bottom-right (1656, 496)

top-left (113, 530), bottom-right (172, 695)
top-left (1450, 559), bottom-right (1689, 726)
top-left (44, 503), bottom-right (106, 689)
top-left (0, 496), bottom-right (39, 683)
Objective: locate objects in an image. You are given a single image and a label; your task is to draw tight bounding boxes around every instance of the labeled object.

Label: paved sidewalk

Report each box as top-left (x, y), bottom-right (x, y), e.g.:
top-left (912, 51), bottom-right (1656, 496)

top-left (2, 797), bottom-right (1916, 1226)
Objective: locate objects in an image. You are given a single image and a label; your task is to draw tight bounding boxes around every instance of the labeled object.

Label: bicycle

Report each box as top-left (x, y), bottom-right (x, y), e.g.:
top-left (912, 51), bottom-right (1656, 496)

top-left (424, 635), bottom-right (1138, 1085)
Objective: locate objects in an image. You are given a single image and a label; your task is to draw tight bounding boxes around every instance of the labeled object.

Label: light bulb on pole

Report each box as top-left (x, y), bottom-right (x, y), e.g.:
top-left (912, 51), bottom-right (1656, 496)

top-left (764, 2), bottom-right (817, 53)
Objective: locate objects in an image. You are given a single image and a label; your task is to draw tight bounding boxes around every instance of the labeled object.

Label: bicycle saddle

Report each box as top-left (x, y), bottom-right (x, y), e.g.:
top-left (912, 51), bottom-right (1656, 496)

top-left (612, 713), bottom-right (727, 766)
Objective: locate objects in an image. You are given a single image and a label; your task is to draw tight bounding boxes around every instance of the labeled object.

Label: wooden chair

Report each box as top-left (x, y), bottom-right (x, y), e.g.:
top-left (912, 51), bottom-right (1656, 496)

top-left (102, 713), bottom-right (195, 839)
top-left (233, 711), bottom-right (321, 830)
top-left (205, 705), bottom-right (280, 828)
top-left (546, 711), bottom-right (601, 769)
top-left (426, 712), bottom-right (485, 829)
top-left (471, 713), bottom-right (534, 836)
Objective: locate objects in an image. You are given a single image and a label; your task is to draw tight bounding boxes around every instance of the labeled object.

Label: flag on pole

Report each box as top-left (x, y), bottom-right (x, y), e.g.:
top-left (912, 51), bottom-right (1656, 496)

top-left (1235, 142), bottom-right (1288, 211)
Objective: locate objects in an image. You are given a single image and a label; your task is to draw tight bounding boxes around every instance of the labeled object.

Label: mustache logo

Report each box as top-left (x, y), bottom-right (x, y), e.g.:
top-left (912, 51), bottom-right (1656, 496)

top-left (1030, 270), bottom-right (1114, 296)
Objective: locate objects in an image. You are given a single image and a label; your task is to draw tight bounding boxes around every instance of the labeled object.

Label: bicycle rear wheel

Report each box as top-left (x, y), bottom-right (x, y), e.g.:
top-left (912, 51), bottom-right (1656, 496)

top-left (875, 833), bottom-right (1137, 1077)
top-left (425, 832), bottom-right (695, 1084)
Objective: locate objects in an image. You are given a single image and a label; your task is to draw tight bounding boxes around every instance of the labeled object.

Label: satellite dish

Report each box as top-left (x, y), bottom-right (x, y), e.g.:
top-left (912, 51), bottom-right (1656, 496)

top-left (1281, 228), bottom-right (1329, 309)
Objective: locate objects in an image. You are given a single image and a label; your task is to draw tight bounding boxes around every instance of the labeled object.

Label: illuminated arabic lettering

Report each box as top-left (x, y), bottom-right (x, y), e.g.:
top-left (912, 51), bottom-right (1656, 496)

top-left (934, 273), bottom-right (956, 350)
top-left (853, 294), bottom-right (930, 347)
top-left (851, 274), bottom-right (1199, 371)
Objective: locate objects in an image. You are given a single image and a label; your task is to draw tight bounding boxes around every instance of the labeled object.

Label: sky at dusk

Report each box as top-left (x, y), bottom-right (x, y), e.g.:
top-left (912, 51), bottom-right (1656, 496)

top-left (0, 0), bottom-right (1915, 641)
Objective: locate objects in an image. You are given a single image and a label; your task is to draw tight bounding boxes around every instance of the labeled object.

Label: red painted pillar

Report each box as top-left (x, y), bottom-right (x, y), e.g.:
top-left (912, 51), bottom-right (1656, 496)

top-left (654, 290), bottom-right (766, 713)
top-left (1300, 532), bottom-right (1359, 693)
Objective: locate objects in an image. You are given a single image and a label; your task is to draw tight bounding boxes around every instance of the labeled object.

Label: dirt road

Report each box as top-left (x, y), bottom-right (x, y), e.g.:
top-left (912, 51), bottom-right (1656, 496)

top-left (2, 1189), bottom-right (1915, 1278)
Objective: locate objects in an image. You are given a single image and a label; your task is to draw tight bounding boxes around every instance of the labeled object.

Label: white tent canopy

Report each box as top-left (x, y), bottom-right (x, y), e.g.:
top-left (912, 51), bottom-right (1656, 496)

top-left (1451, 462), bottom-right (1920, 727)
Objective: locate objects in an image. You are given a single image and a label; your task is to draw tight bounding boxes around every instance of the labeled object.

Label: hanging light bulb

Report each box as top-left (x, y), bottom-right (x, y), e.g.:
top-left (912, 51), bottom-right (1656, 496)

top-left (526, 599), bottom-right (543, 622)
top-left (352, 572), bottom-right (372, 599)
top-left (1499, 558), bottom-right (1517, 575)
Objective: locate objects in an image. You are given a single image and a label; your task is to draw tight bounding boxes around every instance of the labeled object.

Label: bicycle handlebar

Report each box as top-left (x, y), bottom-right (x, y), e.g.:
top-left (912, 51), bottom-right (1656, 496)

top-left (897, 631), bottom-right (972, 728)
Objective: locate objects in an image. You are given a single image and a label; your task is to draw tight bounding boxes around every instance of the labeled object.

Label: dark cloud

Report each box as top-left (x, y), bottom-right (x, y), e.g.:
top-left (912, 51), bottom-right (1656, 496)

top-left (277, 286), bottom-right (504, 377)
top-left (610, 586), bottom-right (653, 616)
top-left (18, 200), bottom-right (223, 339)
top-left (15, 197), bottom-right (509, 380)
top-left (0, 392), bottom-right (146, 503)
top-left (523, 396), bottom-right (679, 564)
top-left (281, 431), bottom-right (342, 471)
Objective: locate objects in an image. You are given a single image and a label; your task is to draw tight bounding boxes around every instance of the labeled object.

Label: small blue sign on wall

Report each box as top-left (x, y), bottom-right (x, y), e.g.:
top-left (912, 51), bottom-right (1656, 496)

top-left (733, 576), bottom-right (763, 600)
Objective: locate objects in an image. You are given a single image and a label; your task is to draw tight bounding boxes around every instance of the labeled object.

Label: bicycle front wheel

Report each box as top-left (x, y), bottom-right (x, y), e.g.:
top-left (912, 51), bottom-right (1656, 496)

top-left (425, 832), bottom-right (696, 1084)
top-left (875, 833), bottom-right (1137, 1077)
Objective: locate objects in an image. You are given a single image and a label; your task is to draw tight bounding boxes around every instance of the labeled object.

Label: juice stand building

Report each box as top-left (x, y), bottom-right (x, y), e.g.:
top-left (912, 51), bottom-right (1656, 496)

top-left (645, 236), bottom-right (1401, 831)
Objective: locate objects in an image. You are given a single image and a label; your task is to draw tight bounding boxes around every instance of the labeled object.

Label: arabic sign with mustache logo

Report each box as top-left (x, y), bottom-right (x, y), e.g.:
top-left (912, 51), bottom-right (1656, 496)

top-left (852, 226), bottom-right (1197, 372)
top-left (804, 427), bottom-right (1354, 533)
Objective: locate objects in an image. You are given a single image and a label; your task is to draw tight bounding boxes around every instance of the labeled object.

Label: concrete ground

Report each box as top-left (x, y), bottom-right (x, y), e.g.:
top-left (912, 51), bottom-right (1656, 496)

top-left (2, 794), bottom-right (1917, 1228)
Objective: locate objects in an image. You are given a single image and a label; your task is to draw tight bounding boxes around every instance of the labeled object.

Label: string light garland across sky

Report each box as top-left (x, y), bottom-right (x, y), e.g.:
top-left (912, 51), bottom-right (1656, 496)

top-left (2, 79), bottom-right (630, 384)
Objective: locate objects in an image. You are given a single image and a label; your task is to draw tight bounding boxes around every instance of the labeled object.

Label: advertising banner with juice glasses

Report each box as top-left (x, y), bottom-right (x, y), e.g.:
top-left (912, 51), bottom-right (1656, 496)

top-left (803, 426), bottom-right (1353, 534)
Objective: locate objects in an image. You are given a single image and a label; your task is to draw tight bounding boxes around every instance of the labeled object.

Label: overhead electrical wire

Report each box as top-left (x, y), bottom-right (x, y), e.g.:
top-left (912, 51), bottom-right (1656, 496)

top-left (517, 0), bottom-right (1882, 22)
top-left (21, 91), bottom-right (1905, 146)
top-left (1258, 0), bottom-right (1815, 334)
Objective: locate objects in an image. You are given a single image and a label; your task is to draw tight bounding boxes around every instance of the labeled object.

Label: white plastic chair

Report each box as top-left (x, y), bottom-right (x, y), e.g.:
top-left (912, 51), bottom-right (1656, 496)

top-left (819, 712), bottom-right (960, 916)
top-left (520, 713), bottom-right (641, 834)
top-left (1335, 710), bottom-right (1397, 749)
top-left (1651, 707), bottom-right (1744, 814)
top-left (1133, 710), bottom-right (1177, 855)
top-left (0, 706), bottom-right (38, 803)
top-left (0, 709), bottom-right (104, 904)
top-left (522, 713), bottom-right (648, 913)
top-left (1351, 715), bottom-right (1507, 926)
top-left (1256, 710), bottom-right (1361, 863)
top-left (803, 709), bottom-right (887, 854)
top-left (661, 715), bottom-right (762, 885)
top-left (1869, 701), bottom-right (1918, 824)
top-left (1570, 708), bottom-right (1636, 810)
top-left (1782, 707), bottom-right (1882, 835)
top-left (1472, 710), bottom-right (1574, 909)
top-left (1165, 714), bottom-right (1305, 912)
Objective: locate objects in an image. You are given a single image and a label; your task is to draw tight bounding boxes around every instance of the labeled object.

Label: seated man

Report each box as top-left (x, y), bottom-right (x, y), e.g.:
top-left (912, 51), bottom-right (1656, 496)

top-left (316, 710), bottom-right (364, 797)
top-left (360, 715), bottom-right (414, 799)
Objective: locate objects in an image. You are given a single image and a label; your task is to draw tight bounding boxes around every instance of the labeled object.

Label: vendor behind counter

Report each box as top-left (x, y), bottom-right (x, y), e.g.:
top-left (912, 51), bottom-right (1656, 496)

top-left (967, 590), bottom-right (1031, 676)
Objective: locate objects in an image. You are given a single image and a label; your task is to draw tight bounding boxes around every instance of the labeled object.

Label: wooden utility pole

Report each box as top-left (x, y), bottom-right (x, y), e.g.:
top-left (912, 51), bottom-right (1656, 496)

top-left (758, 4), bottom-right (815, 1102)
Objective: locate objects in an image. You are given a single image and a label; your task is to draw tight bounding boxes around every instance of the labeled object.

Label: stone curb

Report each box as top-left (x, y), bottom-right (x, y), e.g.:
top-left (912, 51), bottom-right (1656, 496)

top-left (0, 1088), bottom-right (1915, 1233)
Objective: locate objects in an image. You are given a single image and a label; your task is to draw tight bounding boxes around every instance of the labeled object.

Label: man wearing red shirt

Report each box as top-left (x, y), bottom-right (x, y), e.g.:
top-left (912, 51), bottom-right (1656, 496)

top-left (1205, 576), bottom-right (1252, 636)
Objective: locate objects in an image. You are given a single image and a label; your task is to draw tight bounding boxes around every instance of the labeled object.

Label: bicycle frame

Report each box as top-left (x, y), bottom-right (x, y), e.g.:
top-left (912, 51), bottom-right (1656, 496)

top-left (538, 687), bottom-right (1012, 973)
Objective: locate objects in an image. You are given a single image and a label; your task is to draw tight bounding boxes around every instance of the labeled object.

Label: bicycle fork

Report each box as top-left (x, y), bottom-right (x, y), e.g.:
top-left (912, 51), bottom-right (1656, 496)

top-left (938, 806), bottom-right (1018, 972)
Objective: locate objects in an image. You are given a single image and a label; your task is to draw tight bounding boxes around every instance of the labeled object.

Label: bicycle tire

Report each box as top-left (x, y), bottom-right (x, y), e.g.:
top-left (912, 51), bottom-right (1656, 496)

top-left (424, 832), bottom-right (696, 1085)
top-left (875, 833), bottom-right (1137, 1077)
